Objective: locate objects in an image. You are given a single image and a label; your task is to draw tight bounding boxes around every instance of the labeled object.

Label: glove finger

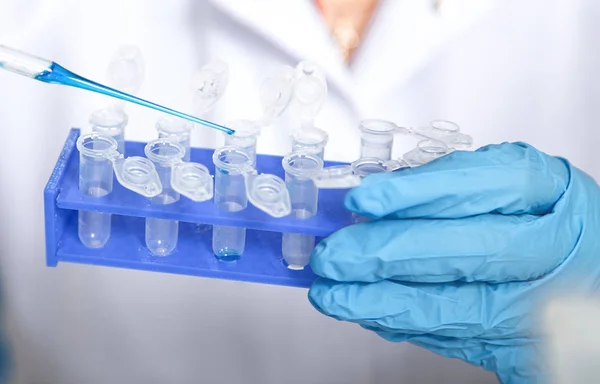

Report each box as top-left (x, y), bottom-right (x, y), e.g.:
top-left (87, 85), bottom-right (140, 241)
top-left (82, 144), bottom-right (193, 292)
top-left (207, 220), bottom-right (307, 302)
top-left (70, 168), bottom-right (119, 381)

top-left (311, 213), bottom-right (574, 283)
top-left (308, 278), bottom-right (535, 339)
top-left (345, 142), bottom-right (569, 219)
top-left (358, 325), bottom-right (504, 375)
top-left (407, 335), bottom-right (544, 383)
top-left (361, 326), bottom-right (544, 381)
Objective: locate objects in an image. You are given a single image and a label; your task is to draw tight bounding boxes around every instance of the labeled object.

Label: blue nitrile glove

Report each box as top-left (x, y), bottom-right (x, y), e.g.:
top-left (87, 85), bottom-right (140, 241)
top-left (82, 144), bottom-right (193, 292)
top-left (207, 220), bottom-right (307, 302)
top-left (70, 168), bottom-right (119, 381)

top-left (308, 142), bottom-right (600, 384)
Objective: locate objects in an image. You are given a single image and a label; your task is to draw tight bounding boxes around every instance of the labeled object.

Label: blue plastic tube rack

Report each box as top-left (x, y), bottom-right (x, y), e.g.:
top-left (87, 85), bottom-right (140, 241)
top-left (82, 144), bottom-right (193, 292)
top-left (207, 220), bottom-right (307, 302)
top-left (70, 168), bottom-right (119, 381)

top-left (44, 129), bottom-right (353, 288)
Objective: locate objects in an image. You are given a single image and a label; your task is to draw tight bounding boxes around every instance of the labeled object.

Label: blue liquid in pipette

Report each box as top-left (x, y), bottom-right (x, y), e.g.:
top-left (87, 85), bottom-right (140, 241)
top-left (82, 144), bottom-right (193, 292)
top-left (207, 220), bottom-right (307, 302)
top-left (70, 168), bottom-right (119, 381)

top-left (35, 62), bottom-right (234, 135)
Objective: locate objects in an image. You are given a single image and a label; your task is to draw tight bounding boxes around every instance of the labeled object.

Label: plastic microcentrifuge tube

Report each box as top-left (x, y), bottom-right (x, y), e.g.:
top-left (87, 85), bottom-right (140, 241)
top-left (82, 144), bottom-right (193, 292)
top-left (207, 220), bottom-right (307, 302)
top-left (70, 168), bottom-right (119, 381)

top-left (144, 139), bottom-right (214, 256)
top-left (281, 152), bottom-right (324, 270)
top-left (222, 120), bottom-right (261, 167)
top-left (290, 125), bottom-right (329, 160)
top-left (359, 119), bottom-right (398, 161)
top-left (212, 146), bottom-right (291, 261)
top-left (144, 140), bottom-right (183, 256)
top-left (76, 133), bottom-right (163, 248)
top-left (103, 45), bottom-right (145, 147)
top-left (89, 107), bottom-right (129, 154)
top-left (76, 134), bottom-right (116, 248)
top-left (156, 116), bottom-right (193, 162)
top-left (193, 60), bottom-right (229, 115)
top-left (212, 147), bottom-right (252, 261)
top-left (403, 139), bottom-right (451, 167)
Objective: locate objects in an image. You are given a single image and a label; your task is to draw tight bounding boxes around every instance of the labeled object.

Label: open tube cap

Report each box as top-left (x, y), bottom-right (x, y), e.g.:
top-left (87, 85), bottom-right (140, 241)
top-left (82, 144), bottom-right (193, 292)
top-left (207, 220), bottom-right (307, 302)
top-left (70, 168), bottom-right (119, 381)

top-left (259, 65), bottom-right (296, 123)
top-left (290, 61), bottom-right (327, 122)
top-left (312, 165), bottom-right (361, 189)
top-left (245, 173), bottom-right (291, 218)
top-left (114, 156), bottom-right (162, 197)
top-left (359, 119), bottom-right (398, 135)
top-left (413, 120), bottom-right (473, 149)
top-left (171, 163), bottom-right (214, 202)
top-left (403, 139), bottom-right (451, 167)
top-left (107, 45), bottom-right (145, 95)
top-left (193, 59), bottom-right (229, 114)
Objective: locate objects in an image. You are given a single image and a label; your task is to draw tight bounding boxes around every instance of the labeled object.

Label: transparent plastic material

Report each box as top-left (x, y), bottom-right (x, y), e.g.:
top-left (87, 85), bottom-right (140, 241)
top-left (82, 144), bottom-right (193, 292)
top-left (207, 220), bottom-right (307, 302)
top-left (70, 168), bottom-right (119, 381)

top-left (245, 173), bottom-right (291, 218)
top-left (193, 60), bottom-right (229, 114)
top-left (259, 65), bottom-right (296, 125)
top-left (77, 133), bottom-right (162, 198)
top-left (413, 120), bottom-right (473, 150)
top-left (352, 157), bottom-right (396, 223)
top-left (351, 157), bottom-right (395, 178)
top-left (290, 125), bottom-right (329, 160)
top-left (89, 107), bottom-right (129, 154)
top-left (311, 156), bottom-right (407, 189)
top-left (76, 133), bottom-right (163, 248)
top-left (289, 61), bottom-right (328, 122)
top-left (312, 165), bottom-right (361, 189)
top-left (76, 134), bottom-right (115, 248)
top-left (169, 162), bottom-right (212, 202)
top-left (223, 120), bottom-right (261, 166)
top-left (107, 45), bottom-right (145, 97)
top-left (359, 119), bottom-right (397, 161)
top-left (144, 140), bottom-right (184, 256)
top-left (357, 118), bottom-right (472, 157)
top-left (156, 116), bottom-right (193, 161)
top-left (403, 139), bottom-right (451, 167)
top-left (212, 147), bottom-right (292, 260)
top-left (212, 147), bottom-right (252, 261)
top-left (281, 152), bottom-right (324, 270)
top-left (144, 139), bottom-right (214, 256)
top-left (0, 44), bottom-right (51, 78)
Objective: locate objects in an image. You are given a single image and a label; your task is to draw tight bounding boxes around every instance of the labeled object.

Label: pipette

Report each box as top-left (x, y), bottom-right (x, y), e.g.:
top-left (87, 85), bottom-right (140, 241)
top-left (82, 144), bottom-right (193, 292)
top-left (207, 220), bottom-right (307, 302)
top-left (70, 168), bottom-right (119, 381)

top-left (0, 45), bottom-right (234, 135)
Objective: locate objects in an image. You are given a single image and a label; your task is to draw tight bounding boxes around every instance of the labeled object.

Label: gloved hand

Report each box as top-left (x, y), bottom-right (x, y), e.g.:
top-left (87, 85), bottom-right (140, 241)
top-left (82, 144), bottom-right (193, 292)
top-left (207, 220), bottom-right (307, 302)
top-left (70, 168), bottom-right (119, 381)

top-left (308, 142), bottom-right (600, 384)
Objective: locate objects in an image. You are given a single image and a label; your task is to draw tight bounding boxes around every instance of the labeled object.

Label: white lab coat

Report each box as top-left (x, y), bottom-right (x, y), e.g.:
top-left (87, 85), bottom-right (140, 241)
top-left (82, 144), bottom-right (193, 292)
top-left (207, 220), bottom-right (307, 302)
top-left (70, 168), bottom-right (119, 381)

top-left (0, 0), bottom-right (598, 383)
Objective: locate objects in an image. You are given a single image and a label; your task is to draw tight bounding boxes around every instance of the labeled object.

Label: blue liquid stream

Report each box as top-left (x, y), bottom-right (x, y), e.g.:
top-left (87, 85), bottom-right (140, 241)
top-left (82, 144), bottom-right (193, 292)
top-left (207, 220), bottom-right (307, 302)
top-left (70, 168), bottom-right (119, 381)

top-left (35, 62), bottom-right (234, 135)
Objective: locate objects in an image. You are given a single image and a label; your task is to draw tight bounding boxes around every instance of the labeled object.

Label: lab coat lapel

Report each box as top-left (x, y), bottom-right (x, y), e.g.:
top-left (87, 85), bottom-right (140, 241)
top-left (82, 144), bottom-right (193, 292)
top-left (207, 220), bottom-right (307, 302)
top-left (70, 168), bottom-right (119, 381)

top-left (209, 0), bottom-right (356, 102)
top-left (353, 0), bottom-right (500, 111)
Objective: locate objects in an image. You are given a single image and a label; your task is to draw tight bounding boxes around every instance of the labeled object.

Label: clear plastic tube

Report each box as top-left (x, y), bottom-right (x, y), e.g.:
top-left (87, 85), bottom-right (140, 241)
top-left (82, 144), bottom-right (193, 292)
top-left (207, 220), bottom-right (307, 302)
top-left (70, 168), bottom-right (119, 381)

top-left (281, 152), bottom-right (324, 270)
top-left (156, 116), bottom-right (193, 162)
top-left (403, 139), bottom-right (451, 167)
top-left (290, 125), bottom-right (329, 160)
top-left (222, 120), bottom-right (261, 167)
top-left (144, 139), bottom-right (185, 256)
top-left (76, 134), bottom-right (116, 248)
top-left (359, 119), bottom-right (397, 160)
top-left (90, 107), bottom-right (128, 154)
top-left (212, 147), bottom-right (252, 261)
